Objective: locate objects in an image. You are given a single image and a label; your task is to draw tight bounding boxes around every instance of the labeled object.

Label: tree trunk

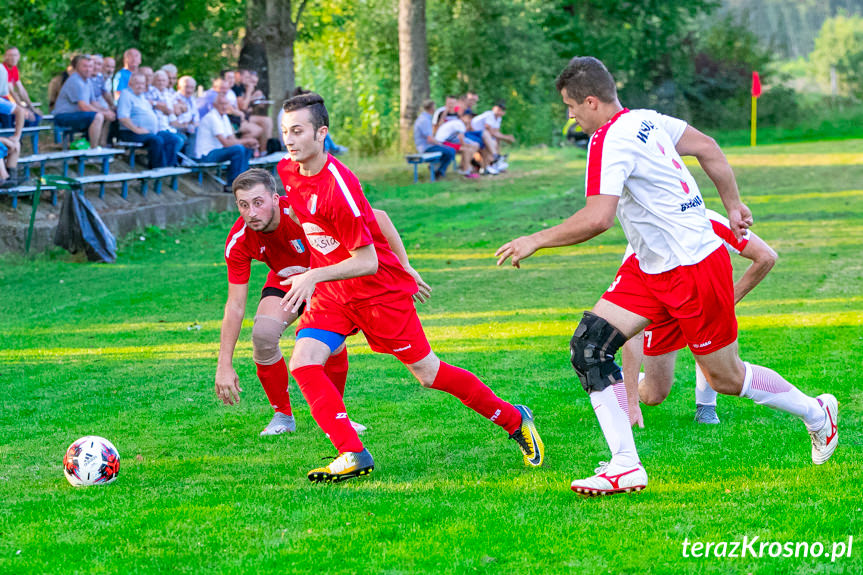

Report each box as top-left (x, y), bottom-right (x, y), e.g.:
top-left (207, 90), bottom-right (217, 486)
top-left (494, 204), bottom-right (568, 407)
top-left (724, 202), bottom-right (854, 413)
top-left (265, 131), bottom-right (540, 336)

top-left (245, 0), bottom-right (305, 138)
top-left (398, 0), bottom-right (430, 152)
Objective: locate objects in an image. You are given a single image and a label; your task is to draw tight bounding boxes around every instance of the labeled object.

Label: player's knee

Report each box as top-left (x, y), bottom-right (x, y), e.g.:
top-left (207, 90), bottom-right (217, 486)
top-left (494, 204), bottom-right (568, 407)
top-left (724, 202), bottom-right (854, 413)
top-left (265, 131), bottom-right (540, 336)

top-left (699, 361), bottom-right (744, 395)
top-left (251, 315), bottom-right (287, 365)
top-left (638, 381), bottom-right (668, 406)
top-left (569, 311), bottom-right (628, 394)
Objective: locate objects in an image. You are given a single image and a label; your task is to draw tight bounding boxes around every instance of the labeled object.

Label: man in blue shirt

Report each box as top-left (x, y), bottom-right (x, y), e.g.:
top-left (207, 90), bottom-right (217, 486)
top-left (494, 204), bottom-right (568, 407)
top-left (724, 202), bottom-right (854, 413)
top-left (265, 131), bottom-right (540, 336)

top-left (53, 55), bottom-right (106, 146)
top-left (117, 72), bottom-right (183, 169)
top-left (413, 99), bottom-right (455, 179)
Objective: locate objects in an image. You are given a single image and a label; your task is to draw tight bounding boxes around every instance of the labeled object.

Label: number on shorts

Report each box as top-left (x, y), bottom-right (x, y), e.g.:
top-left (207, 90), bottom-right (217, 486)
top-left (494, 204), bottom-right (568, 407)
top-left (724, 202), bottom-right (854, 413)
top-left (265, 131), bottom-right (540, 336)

top-left (644, 330), bottom-right (653, 348)
top-left (607, 275), bottom-right (622, 292)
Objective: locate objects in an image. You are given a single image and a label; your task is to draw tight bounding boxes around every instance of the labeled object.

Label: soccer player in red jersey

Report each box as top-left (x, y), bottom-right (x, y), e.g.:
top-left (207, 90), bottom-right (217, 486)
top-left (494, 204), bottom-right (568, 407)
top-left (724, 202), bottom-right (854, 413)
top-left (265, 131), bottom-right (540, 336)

top-left (497, 57), bottom-right (837, 496)
top-left (275, 92), bottom-right (544, 483)
top-left (215, 168), bottom-right (430, 436)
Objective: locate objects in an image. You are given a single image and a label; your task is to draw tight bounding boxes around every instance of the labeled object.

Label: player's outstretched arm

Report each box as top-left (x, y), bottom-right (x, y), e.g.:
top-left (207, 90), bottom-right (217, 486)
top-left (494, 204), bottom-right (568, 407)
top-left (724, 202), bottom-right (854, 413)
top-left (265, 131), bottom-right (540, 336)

top-left (495, 194), bottom-right (619, 267)
top-left (372, 208), bottom-right (432, 303)
top-left (215, 282), bottom-right (248, 406)
top-left (734, 232), bottom-right (777, 304)
top-left (674, 126), bottom-right (753, 239)
top-left (280, 244), bottom-right (379, 313)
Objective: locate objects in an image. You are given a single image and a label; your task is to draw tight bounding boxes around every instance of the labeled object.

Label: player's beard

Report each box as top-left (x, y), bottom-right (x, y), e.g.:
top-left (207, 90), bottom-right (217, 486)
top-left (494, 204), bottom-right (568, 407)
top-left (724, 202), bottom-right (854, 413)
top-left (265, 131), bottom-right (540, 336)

top-left (248, 206), bottom-right (276, 232)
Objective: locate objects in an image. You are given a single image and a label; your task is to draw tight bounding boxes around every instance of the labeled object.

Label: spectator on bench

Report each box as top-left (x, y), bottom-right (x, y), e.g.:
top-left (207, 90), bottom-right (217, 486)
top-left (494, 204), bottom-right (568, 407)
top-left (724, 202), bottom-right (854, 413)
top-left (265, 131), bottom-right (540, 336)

top-left (101, 57), bottom-right (116, 107)
top-left (89, 54), bottom-right (117, 139)
top-left (160, 64), bottom-right (179, 91)
top-left (117, 72), bottom-right (183, 168)
top-left (195, 93), bottom-right (254, 193)
top-left (433, 95), bottom-right (458, 133)
top-left (140, 66), bottom-right (155, 93)
top-left (471, 101), bottom-right (514, 170)
top-left (0, 62), bottom-right (25, 141)
top-left (0, 135), bottom-right (21, 188)
top-left (148, 70), bottom-right (186, 151)
top-left (413, 99), bottom-right (455, 179)
top-left (3, 47), bottom-right (40, 126)
top-left (435, 109), bottom-right (482, 178)
top-left (53, 55), bottom-right (108, 147)
top-left (173, 76), bottom-right (200, 147)
top-left (114, 48), bottom-right (141, 99)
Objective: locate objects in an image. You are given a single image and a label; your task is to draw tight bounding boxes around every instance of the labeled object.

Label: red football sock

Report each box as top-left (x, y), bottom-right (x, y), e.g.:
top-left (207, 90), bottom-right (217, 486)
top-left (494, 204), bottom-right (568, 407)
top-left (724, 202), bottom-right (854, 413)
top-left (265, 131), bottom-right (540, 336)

top-left (324, 348), bottom-right (349, 397)
top-left (291, 364), bottom-right (363, 453)
top-left (430, 362), bottom-right (522, 434)
top-left (256, 359), bottom-right (292, 416)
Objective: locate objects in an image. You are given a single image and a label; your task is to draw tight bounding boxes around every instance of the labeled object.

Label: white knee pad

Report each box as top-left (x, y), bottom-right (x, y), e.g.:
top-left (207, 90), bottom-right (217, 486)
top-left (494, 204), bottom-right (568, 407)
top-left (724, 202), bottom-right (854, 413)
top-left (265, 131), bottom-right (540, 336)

top-left (251, 315), bottom-right (288, 365)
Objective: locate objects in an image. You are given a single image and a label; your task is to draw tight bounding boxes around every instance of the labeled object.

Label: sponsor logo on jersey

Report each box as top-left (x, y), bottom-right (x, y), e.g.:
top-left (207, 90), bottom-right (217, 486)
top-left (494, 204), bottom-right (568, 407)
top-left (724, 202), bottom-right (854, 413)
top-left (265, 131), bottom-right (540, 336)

top-left (260, 246), bottom-right (266, 254)
top-left (636, 120), bottom-right (656, 144)
top-left (308, 194), bottom-right (318, 214)
top-left (290, 239), bottom-right (306, 253)
top-left (692, 340), bottom-right (713, 349)
top-left (680, 195), bottom-right (703, 212)
top-left (284, 184), bottom-right (291, 192)
top-left (302, 223), bottom-right (325, 234)
top-left (301, 223), bottom-right (340, 254)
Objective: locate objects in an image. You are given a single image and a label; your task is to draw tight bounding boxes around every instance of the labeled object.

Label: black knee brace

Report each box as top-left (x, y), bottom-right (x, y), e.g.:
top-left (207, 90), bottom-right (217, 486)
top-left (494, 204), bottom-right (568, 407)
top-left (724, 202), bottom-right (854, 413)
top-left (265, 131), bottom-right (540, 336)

top-left (569, 311), bottom-right (628, 393)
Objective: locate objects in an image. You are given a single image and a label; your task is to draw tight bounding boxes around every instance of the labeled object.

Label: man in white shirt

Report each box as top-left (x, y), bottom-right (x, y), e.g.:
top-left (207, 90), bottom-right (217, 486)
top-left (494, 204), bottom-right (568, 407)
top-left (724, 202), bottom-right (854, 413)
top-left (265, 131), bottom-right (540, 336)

top-left (470, 101), bottom-right (514, 170)
top-left (434, 111), bottom-right (481, 177)
top-left (195, 94), bottom-right (255, 192)
top-left (496, 56), bottom-right (837, 496)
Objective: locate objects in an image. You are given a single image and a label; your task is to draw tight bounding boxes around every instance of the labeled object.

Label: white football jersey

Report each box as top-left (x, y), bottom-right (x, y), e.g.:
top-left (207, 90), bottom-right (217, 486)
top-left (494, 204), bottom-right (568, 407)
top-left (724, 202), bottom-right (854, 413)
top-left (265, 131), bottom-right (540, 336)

top-left (586, 108), bottom-right (722, 274)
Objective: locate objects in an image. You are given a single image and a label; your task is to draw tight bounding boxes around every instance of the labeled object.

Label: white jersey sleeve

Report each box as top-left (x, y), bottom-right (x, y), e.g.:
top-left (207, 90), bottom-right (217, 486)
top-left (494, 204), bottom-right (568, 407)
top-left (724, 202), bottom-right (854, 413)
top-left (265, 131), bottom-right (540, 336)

top-left (585, 116), bottom-right (636, 198)
top-left (653, 112), bottom-right (688, 145)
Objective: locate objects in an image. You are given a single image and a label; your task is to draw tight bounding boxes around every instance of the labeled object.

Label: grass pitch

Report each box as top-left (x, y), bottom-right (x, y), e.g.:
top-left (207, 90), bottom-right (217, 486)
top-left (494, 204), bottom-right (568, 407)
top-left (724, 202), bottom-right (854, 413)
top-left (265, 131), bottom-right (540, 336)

top-left (1, 140), bottom-right (861, 574)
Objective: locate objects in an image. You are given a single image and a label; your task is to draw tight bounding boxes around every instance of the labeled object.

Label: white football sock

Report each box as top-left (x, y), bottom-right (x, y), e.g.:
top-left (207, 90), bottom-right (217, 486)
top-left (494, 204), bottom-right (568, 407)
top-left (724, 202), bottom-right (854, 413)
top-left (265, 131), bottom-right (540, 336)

top-left (694, 363), bottom-right (718, 406)
top-left (740, 362), bottom-right (826, 431)
top-left (590, 382), bottom-right (640, 469)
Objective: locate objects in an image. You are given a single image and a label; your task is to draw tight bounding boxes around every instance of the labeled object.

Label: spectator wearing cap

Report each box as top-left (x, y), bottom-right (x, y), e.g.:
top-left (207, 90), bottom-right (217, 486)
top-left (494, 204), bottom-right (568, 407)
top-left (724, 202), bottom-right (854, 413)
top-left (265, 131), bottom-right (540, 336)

top-left (3, 47), bottom-right (40, 126)
top-left (117, 72), bottom-right (183, 168)
top-left (194, 93), bottom-right (254, 192)
top-left (413, 99), bottom-right (456, 179)
top-left (53, 55), bottom-right (108, 147)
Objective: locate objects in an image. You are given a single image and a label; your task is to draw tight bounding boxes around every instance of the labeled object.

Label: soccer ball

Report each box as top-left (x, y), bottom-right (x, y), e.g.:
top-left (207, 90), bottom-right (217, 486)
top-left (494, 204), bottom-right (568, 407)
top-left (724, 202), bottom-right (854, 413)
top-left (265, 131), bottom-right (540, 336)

top-left (63, 436), bottom-right (120, 487)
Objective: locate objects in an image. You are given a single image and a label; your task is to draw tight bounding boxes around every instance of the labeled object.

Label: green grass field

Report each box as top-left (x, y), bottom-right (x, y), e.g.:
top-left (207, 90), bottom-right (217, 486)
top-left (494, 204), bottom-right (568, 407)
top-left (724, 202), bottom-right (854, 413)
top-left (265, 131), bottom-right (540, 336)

top-left (1, 140), bottom-right (861, 574)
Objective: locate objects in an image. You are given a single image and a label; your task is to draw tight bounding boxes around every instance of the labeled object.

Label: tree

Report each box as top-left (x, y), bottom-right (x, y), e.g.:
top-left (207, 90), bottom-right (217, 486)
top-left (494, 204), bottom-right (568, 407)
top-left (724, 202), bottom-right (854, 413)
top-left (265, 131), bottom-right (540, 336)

top-left (398, 0), bottom-right (430, 152)
top-left (810, 14), bottom-right (863, 97)
top-left (245, 0), bottom-right (311, 134)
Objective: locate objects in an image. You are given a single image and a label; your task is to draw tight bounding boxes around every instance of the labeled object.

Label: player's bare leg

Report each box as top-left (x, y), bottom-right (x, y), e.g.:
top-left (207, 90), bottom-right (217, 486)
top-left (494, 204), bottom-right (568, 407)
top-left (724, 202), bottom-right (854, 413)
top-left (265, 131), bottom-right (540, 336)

top-left (406, 350), bottom-right (544, 467)
top-left (620, 334), bottom-right (646, 427)
top-left (289, 336), bottom-right (372, 482)
top-left (254, 296), bottom-right (298, 435)
top-left (639, 351), bottom-right (677, 407)
top-left (696, 341), bottom-right (838, 464)
top-left (570, 299), bottom-right (650, 495)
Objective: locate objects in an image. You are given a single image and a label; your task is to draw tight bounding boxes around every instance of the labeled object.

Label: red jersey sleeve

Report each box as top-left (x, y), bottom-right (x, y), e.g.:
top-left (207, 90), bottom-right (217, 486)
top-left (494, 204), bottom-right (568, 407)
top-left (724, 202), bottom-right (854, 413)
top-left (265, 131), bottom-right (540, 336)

top-left (224, 220), bottom-right (252, 284)
top-left (323, 163), bottom-right (374, 252)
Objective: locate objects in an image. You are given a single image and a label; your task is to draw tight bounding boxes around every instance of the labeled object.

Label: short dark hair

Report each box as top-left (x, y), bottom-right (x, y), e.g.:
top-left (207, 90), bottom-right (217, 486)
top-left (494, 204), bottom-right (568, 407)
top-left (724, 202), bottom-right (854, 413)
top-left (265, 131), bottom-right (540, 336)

top-left (494, 100), bottom-right (507, 110)
top-left (282, 92), bottom-right (329, 132)
top-left (232, 168), bottom-right (278, 196)
top-left (219, 69), bottom-right (234, 79)
top-left (555, 56), bottom-right (617, 104)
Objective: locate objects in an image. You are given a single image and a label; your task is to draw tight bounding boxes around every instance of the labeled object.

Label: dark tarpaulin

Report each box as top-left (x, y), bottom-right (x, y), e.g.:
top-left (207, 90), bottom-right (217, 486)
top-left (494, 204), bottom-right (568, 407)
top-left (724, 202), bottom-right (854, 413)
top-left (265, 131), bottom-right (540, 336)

top-left (54, 188), bottom-right (117, 263)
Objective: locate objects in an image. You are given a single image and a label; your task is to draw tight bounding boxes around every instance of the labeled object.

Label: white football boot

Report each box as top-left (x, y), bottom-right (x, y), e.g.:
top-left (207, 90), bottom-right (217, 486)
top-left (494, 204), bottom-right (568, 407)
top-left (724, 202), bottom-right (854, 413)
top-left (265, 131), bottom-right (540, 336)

top-left (260, 412), bottom-right (296, 436)
top-left (571, 461), bottom-right (648, 496)
top-left (810, 394), bottom-right (838, 465)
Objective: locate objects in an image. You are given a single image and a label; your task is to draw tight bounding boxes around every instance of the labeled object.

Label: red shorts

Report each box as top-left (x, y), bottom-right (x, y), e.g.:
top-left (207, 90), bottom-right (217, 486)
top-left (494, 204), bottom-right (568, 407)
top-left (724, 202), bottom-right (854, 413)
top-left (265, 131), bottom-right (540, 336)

top-left (641, 317), bottom-right (685, 356)
top-left (297, 295), bottom-right (432, 364)
top-left (443, 142), bottom-right (462, 152)
top-left (601, 247), bottom-right (737, 356)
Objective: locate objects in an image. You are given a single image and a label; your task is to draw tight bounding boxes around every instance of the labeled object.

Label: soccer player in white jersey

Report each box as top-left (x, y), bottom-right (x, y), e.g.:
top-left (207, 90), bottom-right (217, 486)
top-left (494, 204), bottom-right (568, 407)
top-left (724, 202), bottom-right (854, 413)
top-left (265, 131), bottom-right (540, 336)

top-left (621, 209), bottom-right (777, 428)
top-left (496, 56), bottom-right (838, 496)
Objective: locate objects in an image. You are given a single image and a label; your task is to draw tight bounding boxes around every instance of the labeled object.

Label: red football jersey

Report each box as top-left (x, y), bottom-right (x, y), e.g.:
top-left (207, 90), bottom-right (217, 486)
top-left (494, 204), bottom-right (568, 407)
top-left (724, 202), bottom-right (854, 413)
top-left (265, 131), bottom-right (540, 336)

top-left (224, 196), bottom-right (311, 284)
top-left (276, 155), bottom-right (416, 306)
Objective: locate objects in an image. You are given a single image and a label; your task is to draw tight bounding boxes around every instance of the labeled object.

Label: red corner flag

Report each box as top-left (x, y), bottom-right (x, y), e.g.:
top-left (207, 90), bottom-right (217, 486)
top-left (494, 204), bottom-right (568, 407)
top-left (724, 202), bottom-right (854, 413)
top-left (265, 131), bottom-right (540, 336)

top-left (751, 71), bottom-right (762, 98)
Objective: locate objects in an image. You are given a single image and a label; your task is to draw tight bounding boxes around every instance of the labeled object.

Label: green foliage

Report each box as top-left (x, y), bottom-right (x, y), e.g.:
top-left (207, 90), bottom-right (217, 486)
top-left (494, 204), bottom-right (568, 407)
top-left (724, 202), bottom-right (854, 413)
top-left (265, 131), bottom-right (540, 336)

top-left (810, 13), bottom-right (863, 97)
top-left (0, 0), bottom-right (244, 102)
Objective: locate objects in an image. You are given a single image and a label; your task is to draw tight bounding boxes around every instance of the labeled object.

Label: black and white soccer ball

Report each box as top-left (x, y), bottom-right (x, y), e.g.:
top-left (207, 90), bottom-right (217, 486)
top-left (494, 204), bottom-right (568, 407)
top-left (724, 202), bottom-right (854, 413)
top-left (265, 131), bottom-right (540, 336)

top-left (63, 436), bottom-right (120, 487)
